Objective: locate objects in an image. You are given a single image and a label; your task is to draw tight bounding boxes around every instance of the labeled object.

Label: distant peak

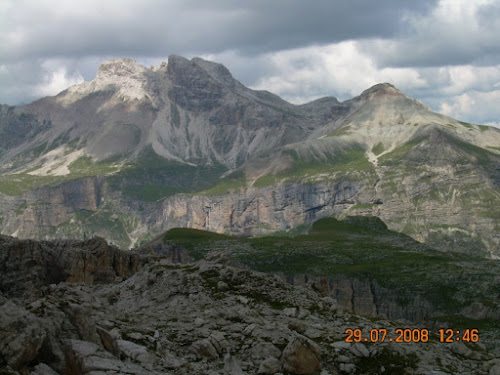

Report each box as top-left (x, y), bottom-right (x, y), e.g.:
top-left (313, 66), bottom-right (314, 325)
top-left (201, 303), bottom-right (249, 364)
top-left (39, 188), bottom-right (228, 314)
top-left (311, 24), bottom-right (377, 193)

top-left (359, 83), bottom-right (403, 99)
top-left (167, 55), bottom-right (236, 87)
top-left (191, 57), bottom-right (234, 82)
top-left (166, 55), bottom-right (191, 70)
top-left (97, 58), bottom-right (146, 78)
top-left (167, 55), bottom-right (189, 64)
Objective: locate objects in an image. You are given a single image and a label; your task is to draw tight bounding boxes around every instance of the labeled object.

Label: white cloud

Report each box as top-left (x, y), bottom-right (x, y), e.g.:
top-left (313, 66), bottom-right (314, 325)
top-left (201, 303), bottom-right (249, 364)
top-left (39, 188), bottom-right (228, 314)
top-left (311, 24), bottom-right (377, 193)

top-left (0, 0), bottom-right (499, 128)
top-left (34, 65), bottom-right (84, 97)
top-left (249, 41), bottom-right (427, 103)
top-left (0, 58), bottom-right (86, 104)
top-left (439, 90), bottom-right (500, 125)
top-left (363, 0), bottom-right (500, 67)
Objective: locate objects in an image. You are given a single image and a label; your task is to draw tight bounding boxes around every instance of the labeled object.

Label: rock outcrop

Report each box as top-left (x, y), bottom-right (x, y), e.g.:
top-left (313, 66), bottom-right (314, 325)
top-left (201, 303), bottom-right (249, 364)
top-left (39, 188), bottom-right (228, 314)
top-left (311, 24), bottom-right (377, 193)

top-left (1, 237), bottom-right (498, 374)
top-left (0, 235), bottom-right (145, 300)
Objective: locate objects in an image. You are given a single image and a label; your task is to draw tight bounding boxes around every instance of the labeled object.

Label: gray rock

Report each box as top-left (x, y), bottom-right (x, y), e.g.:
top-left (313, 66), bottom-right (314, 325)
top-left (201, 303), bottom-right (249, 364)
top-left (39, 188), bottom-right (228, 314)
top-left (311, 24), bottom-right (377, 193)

top-left (217, 281), bottom-right (229, 291)
top-left (304, 328), bottom-right (322, 339)
top-left (339, 363), bottom-right (356, 374)
top-left (336, 355), bottom-right (350, 363)
top-left (349, 343), bottom-right (369, 358)
top-left (191, 338), bottom-right (219, 359)
top-left (258, 357), bottom-right (281, 374)
top-left (68, 339), bottom-right (100, 358)
top-left (237, 295), bottom-right (250, 305)
top-left (194, 317), bottom-right (205, 326)
top-left (31, 363), bottom-right (59, 375)
top-left (116, 339), bottom-right (155, 365)
top-left (224, 353), bottom-right (245, 375)
top-left (450, 341), bottom-right (477, 359)
top-left (330, 341), bottom-right (351, 350)
top-left (0, 300), bottom-right (47, 370)
top-left (283, 307), bottom-right (297, 317)
top-left (81, 356), bottom-right (121, 372)
top-left (163, 351), bottom-right (184, 369)
top-left (251, 342), bottom-right (282, 361)
top-left (1, 245), bottom-right (498, 375)
top-left (96, 326), bottom-right (119, 355)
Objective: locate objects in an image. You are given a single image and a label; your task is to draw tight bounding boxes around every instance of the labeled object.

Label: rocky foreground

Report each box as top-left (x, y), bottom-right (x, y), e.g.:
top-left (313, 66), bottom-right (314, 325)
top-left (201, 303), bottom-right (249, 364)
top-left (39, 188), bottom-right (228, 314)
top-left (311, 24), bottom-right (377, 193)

top-left (1, 235), bottom-right (499, 374)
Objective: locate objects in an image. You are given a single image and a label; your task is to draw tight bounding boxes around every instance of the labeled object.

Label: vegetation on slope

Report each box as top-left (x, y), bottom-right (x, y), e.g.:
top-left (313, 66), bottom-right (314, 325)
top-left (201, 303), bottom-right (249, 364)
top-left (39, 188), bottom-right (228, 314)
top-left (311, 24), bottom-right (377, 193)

top-left (108, 147), bottom-right (229, 201)
top-left (155, 216), bottom-right (500, 337)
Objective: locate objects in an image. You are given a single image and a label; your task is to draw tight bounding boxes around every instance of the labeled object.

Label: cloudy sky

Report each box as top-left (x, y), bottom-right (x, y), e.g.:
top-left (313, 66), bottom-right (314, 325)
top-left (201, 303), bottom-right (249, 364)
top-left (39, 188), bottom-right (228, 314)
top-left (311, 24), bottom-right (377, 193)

top-left (1, 0), bottom-right (500, 126)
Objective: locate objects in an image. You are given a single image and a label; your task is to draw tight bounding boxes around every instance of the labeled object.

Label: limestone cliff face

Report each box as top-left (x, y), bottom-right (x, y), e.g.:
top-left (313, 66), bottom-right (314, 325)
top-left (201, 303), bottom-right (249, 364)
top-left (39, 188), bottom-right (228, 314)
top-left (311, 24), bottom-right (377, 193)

top-left (0, 235), bottom-right (145, 300)
top-left (286, 275), bottom-right (434, 322)
top-left (1, 165), bottom-right (497, 257)
top-left (158, 180), bottom-right (364, 236)
top-left (1, 177), bottom-right (366, 247)
top-left (2, 178), bottom-right (102, 239)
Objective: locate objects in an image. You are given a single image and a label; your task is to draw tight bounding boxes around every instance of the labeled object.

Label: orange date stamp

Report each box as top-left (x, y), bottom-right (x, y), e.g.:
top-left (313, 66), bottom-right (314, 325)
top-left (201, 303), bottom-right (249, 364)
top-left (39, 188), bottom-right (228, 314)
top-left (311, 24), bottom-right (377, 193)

top-left (344, 328), bottom-right (479, 343)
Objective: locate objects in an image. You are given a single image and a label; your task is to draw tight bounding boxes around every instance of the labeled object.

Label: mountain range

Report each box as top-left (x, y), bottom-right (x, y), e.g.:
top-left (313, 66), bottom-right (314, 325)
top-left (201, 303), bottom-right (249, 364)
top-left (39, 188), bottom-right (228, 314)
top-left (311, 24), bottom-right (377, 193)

top-left (0, 56), bottom-right (499, 257)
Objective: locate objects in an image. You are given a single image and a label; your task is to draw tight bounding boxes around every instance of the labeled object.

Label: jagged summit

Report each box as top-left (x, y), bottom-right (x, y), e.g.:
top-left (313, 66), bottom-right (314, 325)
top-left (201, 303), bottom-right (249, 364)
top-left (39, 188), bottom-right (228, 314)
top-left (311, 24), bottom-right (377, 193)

top-left (56, 58), bottom-right (152, 106)
top-left (166, 55), bottom-right (240, 91)
top-left (191, 57), bottom-right (235, 85)
top-left (96, 58), bottom-right (147, 78)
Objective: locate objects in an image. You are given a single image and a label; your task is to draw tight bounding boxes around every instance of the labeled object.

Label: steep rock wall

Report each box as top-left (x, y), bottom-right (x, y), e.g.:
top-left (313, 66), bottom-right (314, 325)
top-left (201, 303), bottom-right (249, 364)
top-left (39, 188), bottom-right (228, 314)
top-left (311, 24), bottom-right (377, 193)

top-left (0, 172), bottom-right (497, 257)
top-left (286, 274), bottom-right (434, 322)
top-left (0, 235), bottom-right (145, 300)
top-left (158, 180), bottom-right (365, 236)
top-left (2, 178), bottom-right (102, 238)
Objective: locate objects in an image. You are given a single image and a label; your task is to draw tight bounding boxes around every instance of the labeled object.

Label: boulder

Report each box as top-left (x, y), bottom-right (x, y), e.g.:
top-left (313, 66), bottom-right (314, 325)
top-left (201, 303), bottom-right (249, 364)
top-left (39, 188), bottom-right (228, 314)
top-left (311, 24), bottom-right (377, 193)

top-left (281, 334), bottom-right (321, 375)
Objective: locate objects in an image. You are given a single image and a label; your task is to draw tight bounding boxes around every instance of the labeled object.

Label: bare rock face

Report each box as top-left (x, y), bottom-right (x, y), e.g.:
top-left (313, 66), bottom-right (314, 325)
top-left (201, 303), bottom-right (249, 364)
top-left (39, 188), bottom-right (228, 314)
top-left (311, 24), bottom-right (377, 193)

top-left (0, 299), bottom-right (47, 371)
top-left (0, 235), bottom-right (145, 300)
top-left (158, 181), bottom-right (363, 236)
top-left (282, 334), bottom-right (321, 375)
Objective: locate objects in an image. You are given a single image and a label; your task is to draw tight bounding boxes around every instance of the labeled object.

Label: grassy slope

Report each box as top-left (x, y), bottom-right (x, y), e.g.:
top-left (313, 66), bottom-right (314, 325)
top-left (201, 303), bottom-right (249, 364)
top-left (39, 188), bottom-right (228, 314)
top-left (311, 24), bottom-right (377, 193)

top-left (157, 217), bottom-right (500, 333)
top-left (0, 153), bottom-right (125, 196)
top-left (377, 129), bottom-right (500, 254)
top-left (202, 142), bottom-right (377, 193)
top-left (0, 146), bottom-right (229, 199)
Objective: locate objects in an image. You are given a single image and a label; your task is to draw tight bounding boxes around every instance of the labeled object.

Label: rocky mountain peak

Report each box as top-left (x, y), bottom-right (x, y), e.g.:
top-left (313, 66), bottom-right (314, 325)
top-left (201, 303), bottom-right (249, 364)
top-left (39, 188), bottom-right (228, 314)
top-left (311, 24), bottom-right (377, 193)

top-left (96, 58), bottom-right (147, 79)
top-left (349, 82), bottom-right (430, 122)
top-left (359, 82), bottom-right (404, 100)
top-left (58, 58), bottom-right (152, 105)
top-left (166, 55), bottom-right (195, 74)
top-left (191, 57), bottom-right (235, 85)
top-left (166, 55), bottom-right (236, 88)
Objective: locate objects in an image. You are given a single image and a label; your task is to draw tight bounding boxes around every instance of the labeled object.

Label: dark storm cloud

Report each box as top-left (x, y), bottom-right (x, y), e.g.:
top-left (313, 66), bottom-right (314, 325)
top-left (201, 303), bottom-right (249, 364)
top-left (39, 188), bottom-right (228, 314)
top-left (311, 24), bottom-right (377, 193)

top-left (1, 0), bottom-right (437, 62)
top-left (1, 0), bottom-right (500, 127)
top-left (359, 0), bottom-right (500, 68)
